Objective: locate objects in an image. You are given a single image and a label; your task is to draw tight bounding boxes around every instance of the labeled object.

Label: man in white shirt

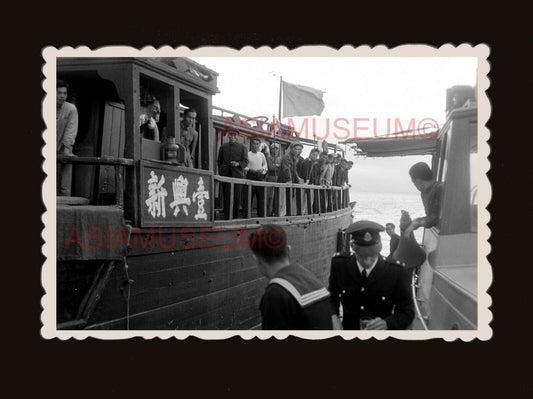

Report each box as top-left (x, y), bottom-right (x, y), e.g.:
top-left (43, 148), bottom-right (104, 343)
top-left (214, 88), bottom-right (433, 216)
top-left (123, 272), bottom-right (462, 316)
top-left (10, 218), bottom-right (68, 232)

top-left (244, 138), bottom-right (268, 217)
top-left (57, 80), bottom-right (78, 196)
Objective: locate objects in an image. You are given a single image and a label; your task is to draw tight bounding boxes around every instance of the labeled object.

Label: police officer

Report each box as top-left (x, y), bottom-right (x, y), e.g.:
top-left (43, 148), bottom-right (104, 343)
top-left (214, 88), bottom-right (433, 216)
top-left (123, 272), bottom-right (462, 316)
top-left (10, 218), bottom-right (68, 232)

top-left (329, 220), bottom-right (414, 330)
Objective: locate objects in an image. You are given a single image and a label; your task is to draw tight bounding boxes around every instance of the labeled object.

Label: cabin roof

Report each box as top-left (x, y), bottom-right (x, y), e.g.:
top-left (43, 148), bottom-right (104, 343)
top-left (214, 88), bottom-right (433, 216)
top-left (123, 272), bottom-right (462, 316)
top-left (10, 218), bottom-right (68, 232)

top-left (341, 135), bottom-right (439, 157)
top-left (57, 57), bottom-right (220, 95)
top-left (342, 106), bottom-right (477, 157)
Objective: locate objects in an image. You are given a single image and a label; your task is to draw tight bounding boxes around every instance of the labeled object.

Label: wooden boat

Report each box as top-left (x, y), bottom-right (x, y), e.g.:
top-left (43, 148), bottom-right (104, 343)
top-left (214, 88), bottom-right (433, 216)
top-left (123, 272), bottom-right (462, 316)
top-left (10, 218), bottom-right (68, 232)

top-left (55, 57), bottom-right (353, 330)
top-left (345, 85), bottom-right (479, 330)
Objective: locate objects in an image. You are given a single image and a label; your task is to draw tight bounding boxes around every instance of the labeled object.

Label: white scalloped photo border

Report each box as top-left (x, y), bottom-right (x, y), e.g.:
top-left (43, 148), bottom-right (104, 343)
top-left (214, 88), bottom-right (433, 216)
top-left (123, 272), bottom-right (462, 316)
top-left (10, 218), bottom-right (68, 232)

top-left (41, 44), bottom-right (492, 341)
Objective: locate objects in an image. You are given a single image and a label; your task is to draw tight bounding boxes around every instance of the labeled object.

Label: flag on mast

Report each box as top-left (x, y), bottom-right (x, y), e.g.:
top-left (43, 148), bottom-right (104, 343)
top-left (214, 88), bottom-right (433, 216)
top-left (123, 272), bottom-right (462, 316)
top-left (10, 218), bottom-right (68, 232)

top-left (282, 80), bottom-right (325, 118)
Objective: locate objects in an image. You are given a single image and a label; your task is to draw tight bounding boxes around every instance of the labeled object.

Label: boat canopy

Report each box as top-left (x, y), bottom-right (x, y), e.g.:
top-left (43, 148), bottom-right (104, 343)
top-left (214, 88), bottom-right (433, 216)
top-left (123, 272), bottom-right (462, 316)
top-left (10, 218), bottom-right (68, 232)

top-left (341, 134), bottom-right (439, 157)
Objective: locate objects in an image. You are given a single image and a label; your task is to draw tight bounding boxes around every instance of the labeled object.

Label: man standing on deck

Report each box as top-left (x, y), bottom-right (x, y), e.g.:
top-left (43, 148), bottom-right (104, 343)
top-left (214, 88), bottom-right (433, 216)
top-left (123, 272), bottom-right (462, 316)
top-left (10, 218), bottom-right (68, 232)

top-left (404, 162), bottom-right (443, 236)
top-left (385, 223), bottom-right (401, 260)
top-left (266, 143), bottom-right (282, 216)
top-left (57, 79), bottom-right (78, 196)
top-left (251, 224), bottom-right (334, 330)
top-left (328, 220), bottom-right (414, 330)
top-left (297, 148), bottom-right (319, 214)
top-left (299, 148), bottom-right (319, 184)
top-left (278, 142), bottom-right (304, 216)
top-left (180, 108), bottom-right (199, 168)
top-left (217, 132), bottom-right (248, 219)
top-left (244, 138), bottom-right (268, 217)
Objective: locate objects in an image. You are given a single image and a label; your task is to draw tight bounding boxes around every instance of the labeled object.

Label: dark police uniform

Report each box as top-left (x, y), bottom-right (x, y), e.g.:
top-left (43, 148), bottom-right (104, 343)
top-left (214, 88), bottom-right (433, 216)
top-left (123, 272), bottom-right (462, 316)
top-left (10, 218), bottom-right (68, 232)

top-left (328, 221), bottom-right (414, 330)
top-left (260, 264), bottom-right (333, 330)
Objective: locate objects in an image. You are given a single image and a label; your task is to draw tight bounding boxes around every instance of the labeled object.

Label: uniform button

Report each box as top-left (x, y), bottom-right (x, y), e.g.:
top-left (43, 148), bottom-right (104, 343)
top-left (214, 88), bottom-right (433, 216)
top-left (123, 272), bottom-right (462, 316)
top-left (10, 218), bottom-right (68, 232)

top-left (382, 296), bottom-right (386, 300)
top-left (342, 290), bottom-right (346, 294)
top-left (361, 287), bottom-right (365, 292)
top-left (360, 306), bottom-right (364, 311)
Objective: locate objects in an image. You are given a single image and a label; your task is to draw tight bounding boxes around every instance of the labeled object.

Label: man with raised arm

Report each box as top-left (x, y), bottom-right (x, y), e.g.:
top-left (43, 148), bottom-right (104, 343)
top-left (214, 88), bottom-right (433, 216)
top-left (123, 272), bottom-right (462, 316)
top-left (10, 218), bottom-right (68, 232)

top-left (404, 162), bottom-right (443, 236)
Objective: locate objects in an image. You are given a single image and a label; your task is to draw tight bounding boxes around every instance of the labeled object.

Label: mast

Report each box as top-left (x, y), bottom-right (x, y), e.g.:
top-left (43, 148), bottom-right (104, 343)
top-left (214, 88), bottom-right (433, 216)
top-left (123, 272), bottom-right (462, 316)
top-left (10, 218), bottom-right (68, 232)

top-left (278, 75), bottom-right (282, 122)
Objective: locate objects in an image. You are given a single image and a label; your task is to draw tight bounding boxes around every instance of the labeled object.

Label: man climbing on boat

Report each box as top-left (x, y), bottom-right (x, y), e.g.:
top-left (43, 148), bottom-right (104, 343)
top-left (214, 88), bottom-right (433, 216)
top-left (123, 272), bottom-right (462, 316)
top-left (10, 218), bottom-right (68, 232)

top-left (404, 162), bottom-right (443, 236)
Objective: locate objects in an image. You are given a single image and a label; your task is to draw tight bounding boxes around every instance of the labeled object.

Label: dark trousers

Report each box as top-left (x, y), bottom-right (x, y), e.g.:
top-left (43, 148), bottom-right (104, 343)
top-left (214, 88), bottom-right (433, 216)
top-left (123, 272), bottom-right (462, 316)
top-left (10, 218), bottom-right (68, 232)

top-left (222, 182), bottom-right (243, 220)
top-left (266, 175), bottom-right (278, 216)
top-left (243, 171), bottom-right (265, 217)
top-left (312, 189), bottom-right (320, 214)
top-left (326, 189), bottom-right (333, 212)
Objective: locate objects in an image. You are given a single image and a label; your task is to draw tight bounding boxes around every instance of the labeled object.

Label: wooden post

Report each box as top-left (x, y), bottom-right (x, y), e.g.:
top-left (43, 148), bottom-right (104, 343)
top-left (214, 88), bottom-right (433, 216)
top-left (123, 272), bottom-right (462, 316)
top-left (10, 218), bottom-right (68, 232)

top-left (276, 187), bottom-right (282, 217)
top-left (262, 184), bottom-right (267, 217)
top-left (115, 165), bottom-right (124, 208)
top-left (306, 188), bottom-right (312, 214)
top-left (278, 76), bottom-right (283, 121)
top-left (229, 182), bottom-right (234, 220)
top-left (296, 187), bottom-right (302, 215)
top-left (170, 86), bottom-right (180, 142)
top-left (286, 187), bottom-right (292, 216)
top-left (247, 182), bottom-right (252, 219)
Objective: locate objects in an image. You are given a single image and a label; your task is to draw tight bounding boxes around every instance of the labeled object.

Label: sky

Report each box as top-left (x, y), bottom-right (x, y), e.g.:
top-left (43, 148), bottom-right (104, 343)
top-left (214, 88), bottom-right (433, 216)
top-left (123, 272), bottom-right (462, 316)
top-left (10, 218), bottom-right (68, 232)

top-left (191, 56), bottom-right (477, 194)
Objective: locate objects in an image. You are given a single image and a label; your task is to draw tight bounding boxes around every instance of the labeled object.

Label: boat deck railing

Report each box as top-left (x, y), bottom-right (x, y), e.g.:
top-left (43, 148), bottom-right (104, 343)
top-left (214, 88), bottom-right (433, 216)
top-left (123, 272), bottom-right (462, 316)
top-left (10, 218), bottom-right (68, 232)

top-left (57, 155), bottom-right (351, 223)
top-left (56, 155), bottom-right (135, 207)
top-left (214, 175), bottom-right (350, 220)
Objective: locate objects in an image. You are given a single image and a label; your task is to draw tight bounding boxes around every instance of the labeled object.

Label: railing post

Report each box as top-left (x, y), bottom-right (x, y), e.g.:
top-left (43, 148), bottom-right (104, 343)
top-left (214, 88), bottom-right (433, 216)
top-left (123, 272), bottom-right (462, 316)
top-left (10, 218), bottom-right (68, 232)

top-left (286, 187), bottom-right (292, 216)
top-left (306, 188), bottom-right (312, 215)
top-left (276, 187), bottom-right (282, 217)
top-left (246, 182), bottom-right (252, 219)
top-left (296, 187), bottom-right (302, 216)
top-left (262, 183), bottom-right (267, 217)
top-left (229, 182), bottom-right (234, 220)
top-left (115, 165), bottom-right (124, 208)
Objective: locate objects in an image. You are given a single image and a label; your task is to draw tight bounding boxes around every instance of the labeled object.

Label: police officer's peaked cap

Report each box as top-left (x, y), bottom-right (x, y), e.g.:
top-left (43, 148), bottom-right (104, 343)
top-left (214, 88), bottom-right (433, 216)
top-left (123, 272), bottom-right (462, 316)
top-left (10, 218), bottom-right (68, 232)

top-left (346, 220), bottom-right (385, 247)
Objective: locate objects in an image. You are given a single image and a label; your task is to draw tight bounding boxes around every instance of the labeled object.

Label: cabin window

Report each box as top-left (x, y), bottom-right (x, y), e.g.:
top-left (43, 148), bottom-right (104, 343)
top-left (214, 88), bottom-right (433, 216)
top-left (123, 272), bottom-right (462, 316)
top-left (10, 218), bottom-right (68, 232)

top-left (469, 123), bottom-right (478, 232)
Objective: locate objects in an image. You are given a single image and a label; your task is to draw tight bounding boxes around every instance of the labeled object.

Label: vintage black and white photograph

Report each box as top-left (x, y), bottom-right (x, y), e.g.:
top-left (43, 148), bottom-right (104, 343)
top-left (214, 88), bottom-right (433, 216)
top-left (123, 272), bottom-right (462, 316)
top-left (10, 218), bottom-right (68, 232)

top-left (42, 45), bottom-right (491, 339)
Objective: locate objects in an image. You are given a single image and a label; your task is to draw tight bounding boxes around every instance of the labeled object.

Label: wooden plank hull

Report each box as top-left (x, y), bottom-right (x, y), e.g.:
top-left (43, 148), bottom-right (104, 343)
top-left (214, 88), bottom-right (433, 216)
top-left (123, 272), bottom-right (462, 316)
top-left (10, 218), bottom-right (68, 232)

top-left (428, 267), bottom-right (477, 330)
top-left (422, 230), bottom-right (478, 330)
top-left (59, 210), bottom-right (352, 330)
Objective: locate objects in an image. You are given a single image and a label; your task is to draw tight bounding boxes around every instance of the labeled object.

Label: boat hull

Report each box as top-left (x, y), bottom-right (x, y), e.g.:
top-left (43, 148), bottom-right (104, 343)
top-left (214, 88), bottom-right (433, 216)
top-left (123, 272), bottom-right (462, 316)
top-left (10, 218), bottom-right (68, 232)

top-left (58, 210), bottom-right (352, 330)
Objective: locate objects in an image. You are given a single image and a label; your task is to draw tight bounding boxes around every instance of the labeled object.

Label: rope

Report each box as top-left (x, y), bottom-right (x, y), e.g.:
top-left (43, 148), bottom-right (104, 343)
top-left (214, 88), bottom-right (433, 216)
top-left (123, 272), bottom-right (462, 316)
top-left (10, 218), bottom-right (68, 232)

top-left (123, 257), bottom-right (132, 330)
top-left (411, 268), bottom-right (429, 330)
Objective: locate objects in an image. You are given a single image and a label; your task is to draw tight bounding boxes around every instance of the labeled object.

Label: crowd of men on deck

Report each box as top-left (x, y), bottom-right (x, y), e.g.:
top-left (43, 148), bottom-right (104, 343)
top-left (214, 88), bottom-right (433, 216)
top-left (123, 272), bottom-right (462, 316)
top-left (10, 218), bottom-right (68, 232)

top-left (217, 135), bottom-right (354, 219)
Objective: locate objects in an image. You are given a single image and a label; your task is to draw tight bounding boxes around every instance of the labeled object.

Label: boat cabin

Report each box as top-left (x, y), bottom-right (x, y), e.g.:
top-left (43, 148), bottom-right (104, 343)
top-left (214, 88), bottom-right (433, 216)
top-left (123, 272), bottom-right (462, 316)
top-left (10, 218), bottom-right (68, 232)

top-left (55, 57), bottom-right (353, 330)
top-left (57, 57), bottom-right (350, 227)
